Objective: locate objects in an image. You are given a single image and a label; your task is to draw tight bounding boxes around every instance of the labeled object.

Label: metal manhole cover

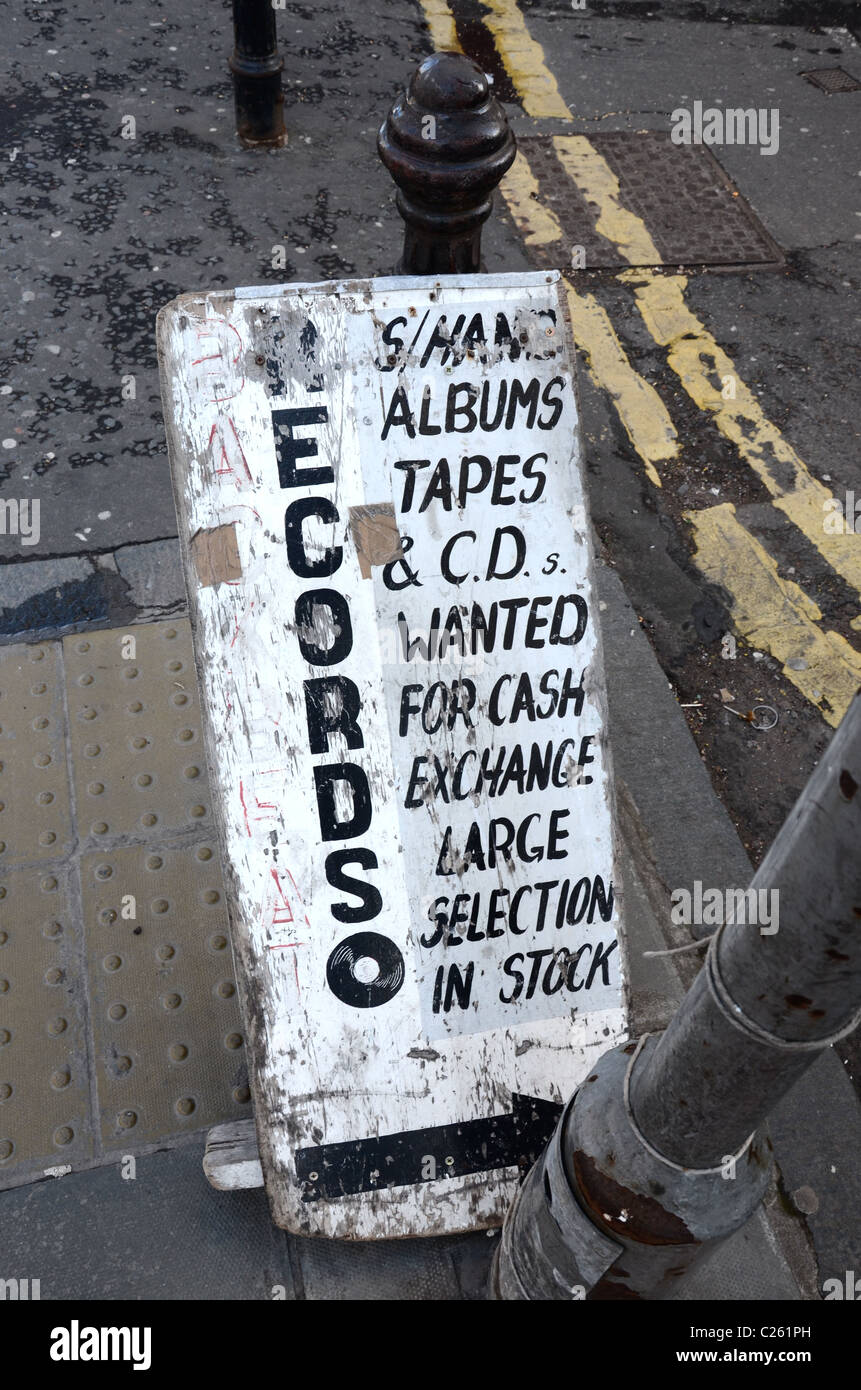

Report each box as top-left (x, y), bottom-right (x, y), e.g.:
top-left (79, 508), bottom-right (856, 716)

top-left (801, 67), bottom-right (861, 94)
top-left (513, 132), bottom-right (784, 271)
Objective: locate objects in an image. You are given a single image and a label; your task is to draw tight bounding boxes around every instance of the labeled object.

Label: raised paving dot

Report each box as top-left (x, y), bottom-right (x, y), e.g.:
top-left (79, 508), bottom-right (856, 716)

top-left (63, 621), bottom-right (211, 841)
top-left (81, 839), bottom-right (250, 1147)
top-left (0, 641), bottom-right (74, 866)
top-left (0, 866), bottom-right (93, 1178)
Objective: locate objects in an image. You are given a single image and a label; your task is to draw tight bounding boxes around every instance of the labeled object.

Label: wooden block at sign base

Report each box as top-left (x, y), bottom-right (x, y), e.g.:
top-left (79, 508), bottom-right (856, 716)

top-left (204, 1119), bottom-right (264, 1191)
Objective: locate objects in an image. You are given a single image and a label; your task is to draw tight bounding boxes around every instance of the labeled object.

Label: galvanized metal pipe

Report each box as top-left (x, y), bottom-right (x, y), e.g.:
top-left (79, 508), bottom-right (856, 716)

top-left (229, 0), bottom-right (286, 147)
top-left (630, 694), bottom-right (861, 1168)
top-left (494, 694), bottom-right (861, 1299)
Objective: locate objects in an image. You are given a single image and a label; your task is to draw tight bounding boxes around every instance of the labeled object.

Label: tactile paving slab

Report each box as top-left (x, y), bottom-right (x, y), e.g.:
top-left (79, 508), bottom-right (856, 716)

top-left (0, 866), bottom-right (92, 1177)
top-left (516, 132), bottom-right (783, 270)
top-left (64, 620), bottom-right (211, 844)
top-left (0, 641), bottom-right (74, 867)
top-left (80, 838), bottom-right (250, 1149)
top-left (0, 619), bottom-right (253, 1189)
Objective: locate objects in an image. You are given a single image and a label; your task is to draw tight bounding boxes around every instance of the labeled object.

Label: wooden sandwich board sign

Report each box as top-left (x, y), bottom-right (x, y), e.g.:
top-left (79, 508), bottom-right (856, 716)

top-left (157, 270), bottom-right (627, 1240)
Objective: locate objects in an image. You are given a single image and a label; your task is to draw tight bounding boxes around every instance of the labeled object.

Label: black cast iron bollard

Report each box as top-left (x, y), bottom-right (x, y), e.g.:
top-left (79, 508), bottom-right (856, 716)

top-left (229, 0), bottom-right (286, 148)
top-left (493, 694), bottom-right (861, 1299)
top-left (378, 52), bottom-right (516, 275)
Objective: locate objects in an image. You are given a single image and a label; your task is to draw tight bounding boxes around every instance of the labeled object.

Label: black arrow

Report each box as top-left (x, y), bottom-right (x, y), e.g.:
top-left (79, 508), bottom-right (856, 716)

top-left (294, 1093), bottom-right (563, 1202)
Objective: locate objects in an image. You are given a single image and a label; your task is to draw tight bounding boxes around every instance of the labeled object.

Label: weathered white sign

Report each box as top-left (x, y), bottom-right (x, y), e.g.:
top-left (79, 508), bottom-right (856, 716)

top-left (158, 271), bottom-right (626, 1239)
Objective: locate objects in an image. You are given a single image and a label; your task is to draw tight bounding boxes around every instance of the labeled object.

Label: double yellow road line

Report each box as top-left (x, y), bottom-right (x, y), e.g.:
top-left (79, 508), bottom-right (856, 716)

top-left (418, 0), bottom-right (861, 726)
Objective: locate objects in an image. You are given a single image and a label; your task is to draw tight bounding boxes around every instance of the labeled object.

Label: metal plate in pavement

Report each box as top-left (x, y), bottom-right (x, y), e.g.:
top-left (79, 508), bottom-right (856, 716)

top-left (800, 68), bottom-right (861, 94)
top-left (516, 132), bottom-right (783, 271)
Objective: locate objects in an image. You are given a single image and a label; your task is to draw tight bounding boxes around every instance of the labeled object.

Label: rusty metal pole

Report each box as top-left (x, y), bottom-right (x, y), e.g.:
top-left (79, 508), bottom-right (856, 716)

top-left (493, 694), bottom-right (861, 1300)
top-left (378, 52), bottom-right (516, 275)
top-left (229, 0), bottom-right (286, 148)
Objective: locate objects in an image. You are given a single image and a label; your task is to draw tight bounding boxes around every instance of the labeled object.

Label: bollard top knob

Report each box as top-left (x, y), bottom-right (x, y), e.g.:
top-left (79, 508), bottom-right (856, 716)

top-left (413, 50), bottom-right (488, 111)
top-left (378, 52), bottom-right (516, 274)
top-left (379, 52), bottom-right (516, 204)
